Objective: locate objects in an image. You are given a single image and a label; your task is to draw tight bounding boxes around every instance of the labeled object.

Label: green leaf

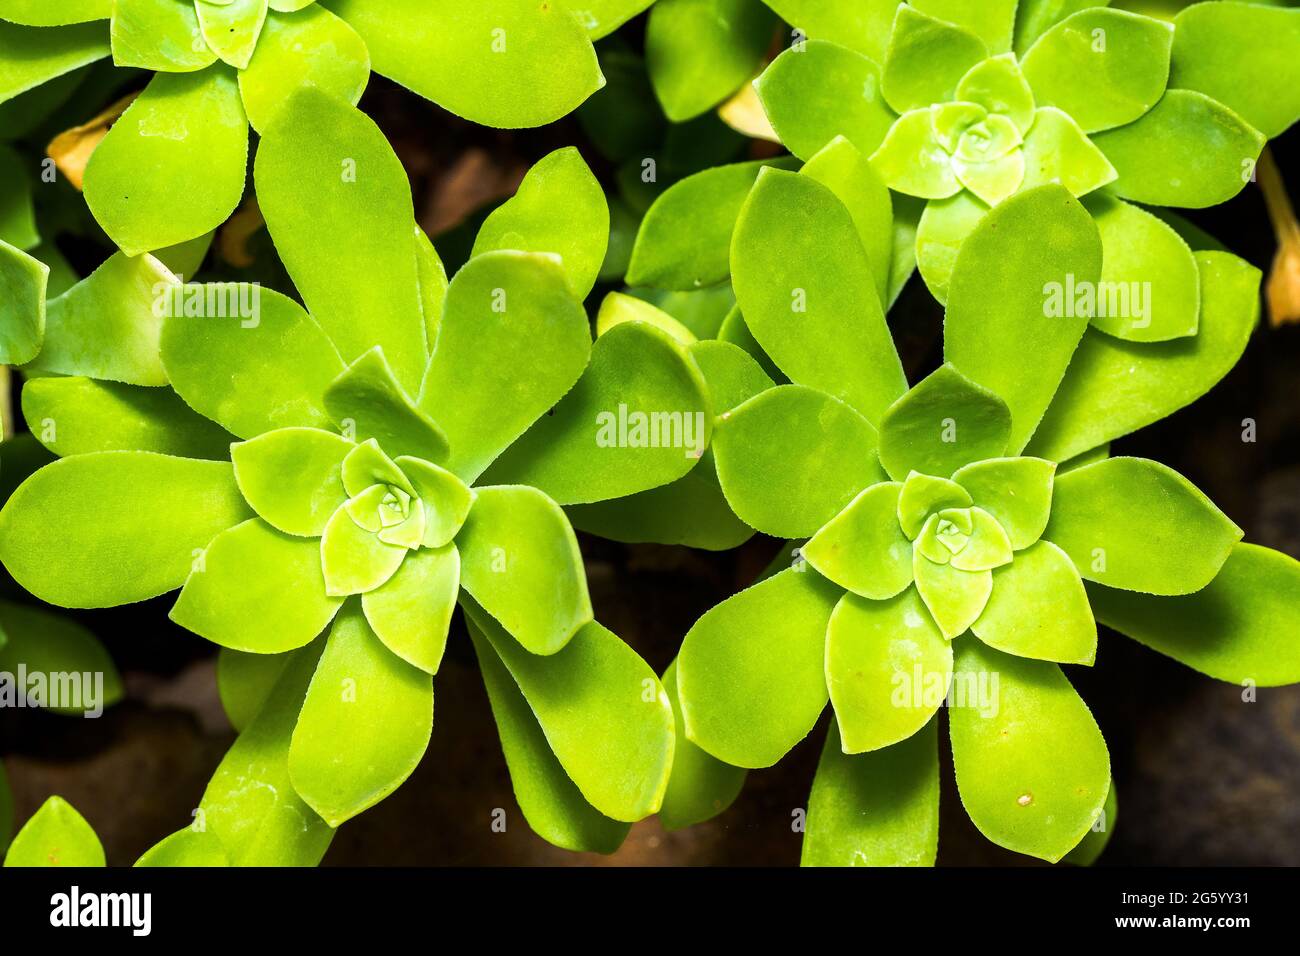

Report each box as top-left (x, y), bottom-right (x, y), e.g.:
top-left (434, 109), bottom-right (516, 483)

top-left (913, 0), bottom-right (1017, 53)
top-left (0, 21), bottom-right (108, 105)
top-left (0, 452), bottom-right (250, 607)
top-left (217, 647), bottom-right (288, 732)
top-left (1170, 1), bottom-right (1300, 139)
top-left (731, 169), bottom-right (905, 424)
top-left (971, 540), bottom-right (1095, 664)
top-left (881, 4), bottom-right (987, 114)
top-left (1029, 251), bottom-right (1260, 463)
top-left (481, 322), bottom-right (711, 505)
top-left (471, 146), bottom-right (607, 300)
top-left (467, 611), bottom-right (630, 853)
top-left (755, 40), bottom-right (895, 162)
top-left (802, 717), bottom-right (939, 867)
top-left (760, 0), bottom-right (898, 62)
top-left (22, 377), bottom-right (234, 459)
top-left (1089, 543), bottom-right (1300, 687)
top-left (689, 338), bottom-right (774, 413)
top-left (677, 567), bottom-right (839, 768)
top-left (658, 659), bottom-right (746, 830)
top-left (1019, 106), bottom-right (1118, 195)
top-left (361, 543), bottom-right (458, 674)
top-left (418, 251), bottom-right (591, 482)
top-left (951, 457), bottom-right (1055, 550)
top-left (0, 239), bottom-right (46, 364)
top-left (804, 482), bottom-right (913, 600)
top-left (110, 0), bottom-right (216, 72)
top-left (1082, 194), bottom-right (1200, 342)
top-left (238, 5), bottom-right (369, 133)
top-left (84, 67), bottom-right (248, 256)
top-left (0, 146), bottom-right (36, 250)
top-left (319, 502), bottom-right (406, 596)
top-left (162, 286), bottom-right (346, 438)
top-left (171, 518), bottom-right (343, 652)
top-left (955, 53), bottom-right (1034, 132)
top-left (628, 157), bottom-right (796, 291)
top-left (949, 637), bottom-right (1109, 862)
top-left (897, 471), bottom-right (971, 538)
top-left (196, 0), bottom-right (267, 69)
top-left (1063, 777), bottom-right (1115, 866)
top-left (1020, 9), bottom-right (1173, 133)
top-left (200, 643), bottom-right (333, 866)
top-left (24, 252), bottom-right (175, 386)
top-left (135, 828), bottom-right (230, 867)
top-left (255, 86), bottom-right (427, 394)
top-left (0, 600), bottom-right (123, 715)
top-left (0, 0), bottom-right (109, 25)
top-left (878, 364), bottom-right (1012, 481)
top-left (288, 602), bottom-right (433, 826)
top-left (465, 599), bottom-right (675, 823)
top-left (801, 136), bottom-right (894, 302)
top-left (827, 588), bottom-right (951, 753)
top-left (324, 0), bottom-right (602, 128)
top-left (1093, 89), bottom-right (1265, 209)
top-left (871, 108), bottom-right (962, 200)
top-left (913, 552), bottom-right (991, 639)
top-left (645, 0), bottom-right (774, 122)
top-left (323, 347), bottom-right (449, 463)
top-left (596, 292), bottom-right (697, 344)
top-left (713, 385), bottom-right (882, 539)
top-left (914, 190), bottom-right (988, 304)
top-left (944, 184), bottom-right (1102, 453)
top-left (950, 507), bottom-right (1013, 571)
top-left (3, 797), bottom-right (104, 867)
top-left (415, 226), bottom-right (447, 348)
top-left (394, 456), bottom-right (471, 548)
top-left (230, 428), bottom-right (350, 536)
top-left (566, 0), bottom-right (655, 40)
top-left (1012, 0), bottom-right (1095, 55)
top-left (456, 485), bottom-right (592, 656)
top-left (1045, 456), bottom-right (1242, 595)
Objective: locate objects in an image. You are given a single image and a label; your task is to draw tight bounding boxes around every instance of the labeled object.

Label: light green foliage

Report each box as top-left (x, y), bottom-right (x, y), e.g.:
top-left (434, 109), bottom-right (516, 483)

top-left (0, 600), bottom-right (123, 715)
top-left (0, 21), bottom-right (108, 105)
top-left (135, 829), bottom-right (230, 867)
top-left (658, 660), bottom-right (747, 830)
top-left (0, 240), bottom-right (46, 364)
top-left (3, 796), bottom-right (105, 867)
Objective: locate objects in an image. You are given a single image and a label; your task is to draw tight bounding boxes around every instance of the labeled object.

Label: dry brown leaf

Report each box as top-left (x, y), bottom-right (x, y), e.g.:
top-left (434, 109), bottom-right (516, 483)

top-left (45, 90), bottom-right (140, 191)
top-left (1258, 148), bottom-right (1300, 328)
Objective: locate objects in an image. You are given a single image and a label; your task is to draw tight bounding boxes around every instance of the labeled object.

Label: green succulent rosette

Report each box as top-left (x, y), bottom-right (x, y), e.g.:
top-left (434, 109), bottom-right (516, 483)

top-left (660, 180), bottom-right (1300, 865)
top-left (0, 89), bottom-right (725, 864)
top-left (0, 0), bottom-right (637, 257)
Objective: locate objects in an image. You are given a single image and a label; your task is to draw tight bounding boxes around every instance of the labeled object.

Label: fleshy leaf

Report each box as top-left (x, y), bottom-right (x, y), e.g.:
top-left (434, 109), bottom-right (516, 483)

top-left (324, 0), bottom-right (602, 128)
top-left (288, 602), bottom-right (433, 826)
top-left (595, 292), bottom-right (697, 344)
top-left (801, 136), bottom-right (894, 303)
top-left (731, 169), bottom-right (906, 423)
top-left (255, 86), bottom-right (426, 393)
top-left (199, 644), bottom-right (333, 867)
top-left (952, 149), bottom-right (1024, 206)
top-left (1028, 251), bottom-right (1259, 463)
top-left (1063, 777), bottom-right (1116, 867)
top-left (881, 4), bottom-right (987, 114)
top-left (827, 589), bottom-right (952, 753)
top-left (394, 456), bottom-right (471, 548)
top-left (319, 504), bottom-right (406, 596)
top-left (950, 507), bottom-right (1013, 571)
top-left (111, 0), bottom-right (216, 72)
top-left (1088, 543), bottom-right (1300, 687)
top-left (418, 251), bottom-right (591, 482)
top-left (415, 226), bottom-right (447, 348)
top-left (0, 21), bottom-right (109, 106)
top-left (1018, 106), bottom-right (1117, 196)
top-left (471, 146), bottom-right (608, 299)
top-left (645, 0), bottom-right (773, 122)
top-left (481, 322), bottom-right (711, 504)
top-left (238, 5), bottom-right (370, 133)
top-left (628, 157), bottom-right (796, 291)
top-left (804, 483), bottom-right (912, 600)
top-left (3, 797), bottom-right (103, 867)
top-left (323, 347), bottom-right (449, 463)
top-left (1093, 89), bottom-right (1265, 209)
top-left (162, 286), bottom-right (345, 438)
top-left (217, 647), bottom-right (288, 732)
top-left (467, 611), bottom-right (630, 853)
top-left (878, 364), bottom-right (1011, 481)
top-left (1169, 1), bottom-right (1300, 139)
top-left (361, 543), bottom-right (458, 674)
top-left (913, 0), bottom-right (1017, 53)
top-left (456, 485), bottom-right (592, 656)
top-left (677, 567), bottom-right (839, 768)
top-left (713, 385), bottom-right (882, 539)
top-left (1020, 8), bottom-right (1173, 133)
top-left (951, 457), bottom-right (1054, 550)
top-left (754, 40), bottom-right (894, 162)
top-left (658, 659), bottom-right (746, 830)
top-left (465, 599), bottom-right (674, 823)
top-left (0, 600), bottom-right (123, 715)
top-left (0, 0), bottom-right (110, 26)
top-left (802, 717), bottom-right (939, 867)
top-left (955, 54), bottom-right (1034, 131)
top-left (196, 0), bottom-right (267, 69)
top-left (913, 551), bottom-right (991, 639)
top-left (971, 539), bottom-right (1095, 664)
top-left (870, 109), bottom-right (963, 200)
top-left (0, 237), bottom-right (46, 364)
top-left (84, 67), bottom-right (248, 256)
top-left (949, 638), bottom-right (1109, 862)
top-left (897, 472), bottom-right (971, 539)
top-left (135, 829), bottom-right (230, 867)
top-left (944, 184), bottom-right (1102, 453)
top-left (1044, 457), bottom-right (1242, 595)
top-left (21, 377), bottom-right (232, 460)
top-left (171, 518), bottom-right (343, 652)
top-left (914, 190), bottom-right (988, 303)
top-left (0, 452), bottom-right (250, 607)
top-left (1082, 193), bottom-right (1200, 342)
top-left (230, 428), bottom-right (351, 537)
top-left (760, 0), bottom-right (898, 62)
top-left (568, 0), bottom-right (655, 40)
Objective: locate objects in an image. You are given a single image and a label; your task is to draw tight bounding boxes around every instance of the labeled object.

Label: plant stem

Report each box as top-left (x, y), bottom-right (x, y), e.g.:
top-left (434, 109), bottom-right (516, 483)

top-left (1257, 147), bottom-right (1300, 328)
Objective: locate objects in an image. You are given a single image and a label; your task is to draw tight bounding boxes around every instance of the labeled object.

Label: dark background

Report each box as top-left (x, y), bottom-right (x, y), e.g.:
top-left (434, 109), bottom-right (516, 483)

top-left (2, 60), bottom-right (1297, 867)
